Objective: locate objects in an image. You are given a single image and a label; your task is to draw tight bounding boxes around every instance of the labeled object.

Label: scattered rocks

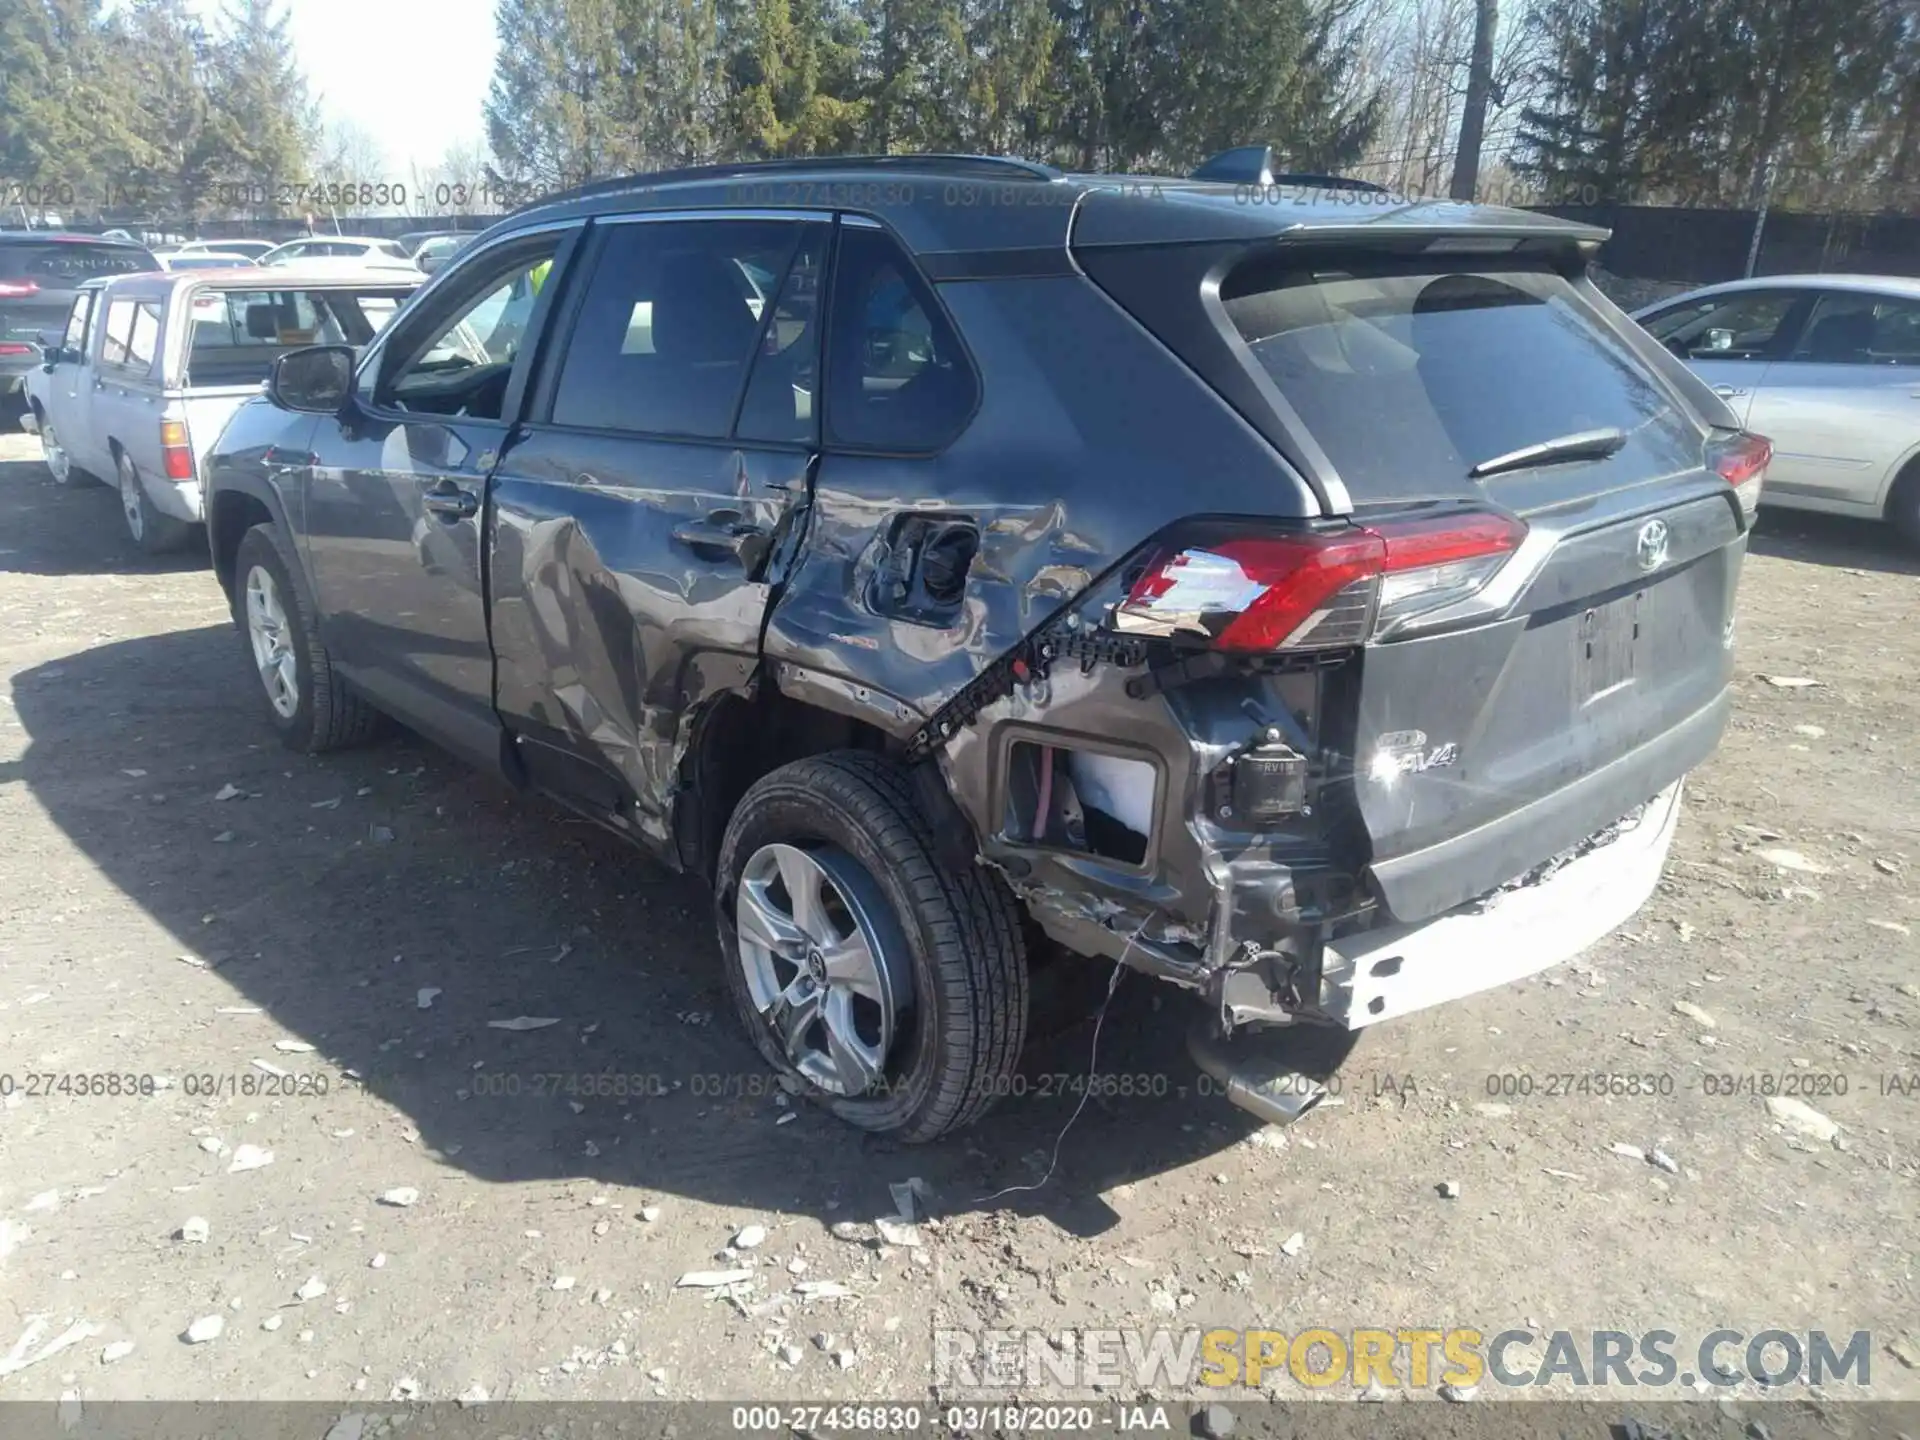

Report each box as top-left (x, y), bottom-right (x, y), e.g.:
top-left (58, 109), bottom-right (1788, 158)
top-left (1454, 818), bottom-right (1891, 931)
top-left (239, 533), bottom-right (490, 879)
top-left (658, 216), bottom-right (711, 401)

top-left (226, 1145), bottom-right (274, 1174)
top-left (369, 1253), bottom-right (387, 1269)
top-left (1471, 1102), bottom-right (1511, 1117)
top-left (639, 1206), bottom-right (663, 1223)
top-left (1765, 1096), bottom-right (1839, 1143)
top-left (24, 1190), bottom-right (58, 1212)
top-left (196, 1137), bottom-right (224, 1155)
top-left (1759, 675), bottom-right (1820, 689)
top-left (416, 988), bottom-right (441, 1010)
top-left (177, 1217), bottom-right (209, 1244)
top-left (551, 1276), bottom-right (577, 1291)
top-left (776, 1342), bottom-right (804, 1367)
top-left (874, 1218), bottom-right (922, 1248)
top-left (733, 1224), bottom-right (767, 1250)
top-left (182, 1316), bottom-right (224, 1344)
top-left (390, 1376), bottom-right (421, 1401)
top-left (486, 1016), bottom-right (560, 1031)
top-left (1756, 847), bottom-right (1831, 875)
top-left (1650, 1148), bottom-right (1681, 1175)
top-left (261, 1316), bottom-right (283, 1332)
top-left (457, 1383), bottom-right (490, 1405)
top-left (1437, 1181), bottom-right (1460, 1199)
top-left (1279, 1232), bottom-right (1306, 1257)
top-left (295, 1276), bottom-right (328, 1302)
top-left (378, 1187), bottom-right (420, 1208)
top-left (833, 1348), bottom-right (856, 1370)
top-left (1672, 999), bottom-right (1716, 1027)
top-left (214, 783), bottom-right (244, 801)
top-left (1609, 1141), bottom-right (1649, 1161)
top-left (1439, 1381), bottom-right (1479, 1402)
top-left (100, 1341), bottom-right (133, 1364)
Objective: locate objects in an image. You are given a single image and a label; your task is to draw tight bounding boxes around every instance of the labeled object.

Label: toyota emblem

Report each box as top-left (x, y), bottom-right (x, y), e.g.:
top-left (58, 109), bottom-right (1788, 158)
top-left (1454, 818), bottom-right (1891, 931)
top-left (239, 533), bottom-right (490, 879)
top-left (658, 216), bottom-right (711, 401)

top-left (1635, 518), bottom-right (1670, 572)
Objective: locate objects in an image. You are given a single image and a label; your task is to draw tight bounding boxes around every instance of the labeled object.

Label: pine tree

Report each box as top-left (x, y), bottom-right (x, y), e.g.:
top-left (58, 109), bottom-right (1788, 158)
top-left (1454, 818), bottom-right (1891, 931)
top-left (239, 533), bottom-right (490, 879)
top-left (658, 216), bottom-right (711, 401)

top-left (207, 0), bottom-right (317, 205)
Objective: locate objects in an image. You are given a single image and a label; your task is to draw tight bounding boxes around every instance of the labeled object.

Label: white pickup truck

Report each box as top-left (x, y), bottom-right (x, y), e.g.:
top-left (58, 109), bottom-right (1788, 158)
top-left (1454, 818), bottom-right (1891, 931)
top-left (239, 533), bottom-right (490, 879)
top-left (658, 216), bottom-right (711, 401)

top-left (19, 266), bottom-right (424, 552)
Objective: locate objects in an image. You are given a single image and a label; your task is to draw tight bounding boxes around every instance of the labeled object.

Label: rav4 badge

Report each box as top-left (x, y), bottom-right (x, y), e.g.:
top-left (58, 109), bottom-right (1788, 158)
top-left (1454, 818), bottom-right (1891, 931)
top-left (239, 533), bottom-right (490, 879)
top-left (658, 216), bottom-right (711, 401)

top-left (1369, 730), bottom-right (1460, 783)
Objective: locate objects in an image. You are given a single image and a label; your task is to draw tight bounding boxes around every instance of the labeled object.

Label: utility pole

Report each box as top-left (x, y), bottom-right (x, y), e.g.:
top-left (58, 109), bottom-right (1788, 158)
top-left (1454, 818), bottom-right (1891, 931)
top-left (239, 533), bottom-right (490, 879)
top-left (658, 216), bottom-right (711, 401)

top-left (1744, 154), bottom-right (1775, 278)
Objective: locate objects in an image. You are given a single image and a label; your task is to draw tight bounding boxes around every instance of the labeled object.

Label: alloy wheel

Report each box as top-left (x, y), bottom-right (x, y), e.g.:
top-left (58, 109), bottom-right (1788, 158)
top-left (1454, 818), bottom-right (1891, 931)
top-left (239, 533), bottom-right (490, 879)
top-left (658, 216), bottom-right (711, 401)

top-left (244, 564), bottom-right (300, 719)
top-left (734, 842), bottom-right (912, 1097)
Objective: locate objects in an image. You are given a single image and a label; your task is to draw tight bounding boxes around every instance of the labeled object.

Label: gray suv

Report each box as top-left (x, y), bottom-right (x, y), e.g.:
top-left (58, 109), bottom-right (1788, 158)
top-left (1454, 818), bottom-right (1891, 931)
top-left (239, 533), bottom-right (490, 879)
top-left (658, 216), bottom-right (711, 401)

top-left (203, 154), bottom-right (1764, 1141)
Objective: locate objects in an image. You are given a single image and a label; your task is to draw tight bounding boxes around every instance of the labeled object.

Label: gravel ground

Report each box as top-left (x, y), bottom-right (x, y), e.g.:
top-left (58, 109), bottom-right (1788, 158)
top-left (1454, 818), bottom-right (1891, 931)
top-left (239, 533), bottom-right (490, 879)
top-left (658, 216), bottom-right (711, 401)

top-left (0, 424), bottom-right (1915, 1414)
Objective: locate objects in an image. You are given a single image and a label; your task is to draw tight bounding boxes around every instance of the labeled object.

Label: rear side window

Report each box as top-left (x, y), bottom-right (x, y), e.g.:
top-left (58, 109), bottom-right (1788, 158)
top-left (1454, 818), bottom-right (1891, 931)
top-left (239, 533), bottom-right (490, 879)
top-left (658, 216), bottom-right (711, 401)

top-left (825, 227), bottom-right (975, 452)
top-left (550, 219), bottom-right (803, 439)
top-left (1221, 258), bottom-right (1674, 491)
top-left (100, 298), bottom-right (162, 372)
top-left (0, 242), bottom-right (155, 285)
top-left (1788, 291), bottom-right (1920, 366)
top-left (735, 229), bottom-right (825, 445)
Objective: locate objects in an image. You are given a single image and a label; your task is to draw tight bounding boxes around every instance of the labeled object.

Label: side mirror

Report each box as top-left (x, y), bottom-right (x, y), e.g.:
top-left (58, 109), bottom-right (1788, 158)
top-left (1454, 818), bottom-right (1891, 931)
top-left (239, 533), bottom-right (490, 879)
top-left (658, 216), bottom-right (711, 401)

top-left (36, 330), bottom-right (66, 368)
top-left (269, 345), bottom-right (355, 414)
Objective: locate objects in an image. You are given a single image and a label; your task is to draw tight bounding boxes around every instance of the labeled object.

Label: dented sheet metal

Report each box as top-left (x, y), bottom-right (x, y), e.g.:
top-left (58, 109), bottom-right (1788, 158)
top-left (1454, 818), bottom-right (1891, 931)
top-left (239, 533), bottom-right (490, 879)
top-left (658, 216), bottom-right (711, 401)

top-left (760, 274), bottom-right (1320, 728)
top-left (488, 430), bottom-right (807, 842)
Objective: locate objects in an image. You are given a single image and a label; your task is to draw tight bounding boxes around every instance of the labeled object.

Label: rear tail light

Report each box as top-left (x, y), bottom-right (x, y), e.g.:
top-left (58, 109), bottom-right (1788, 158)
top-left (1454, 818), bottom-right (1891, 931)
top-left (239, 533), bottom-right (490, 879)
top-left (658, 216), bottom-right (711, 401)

top-left (0, 280), bottom-right (39, 299)
top-left (1114, 512), bottom-right (1526, 652)
top-left (160, 419), bottom-right (195, 481)
top-left (1709, 431), bottom-right (1770, 523)
top-left (0, 342), bottom-right (34, 356)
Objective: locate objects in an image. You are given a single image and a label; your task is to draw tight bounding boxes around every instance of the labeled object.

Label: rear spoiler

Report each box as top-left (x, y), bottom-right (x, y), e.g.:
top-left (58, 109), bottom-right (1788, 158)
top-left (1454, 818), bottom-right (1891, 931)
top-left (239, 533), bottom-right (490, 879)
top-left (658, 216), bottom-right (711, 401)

top-left (1189, 145), bottom-right (1387, 194)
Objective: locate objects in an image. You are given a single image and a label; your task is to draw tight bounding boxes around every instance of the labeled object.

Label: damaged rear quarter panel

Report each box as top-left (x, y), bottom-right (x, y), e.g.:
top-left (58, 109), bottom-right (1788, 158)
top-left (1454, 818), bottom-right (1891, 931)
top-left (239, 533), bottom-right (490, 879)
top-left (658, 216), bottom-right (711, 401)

top-left (762, 271), bottom-right (1319, 728)
top-left (761, 271), bottom-right (1328, 976)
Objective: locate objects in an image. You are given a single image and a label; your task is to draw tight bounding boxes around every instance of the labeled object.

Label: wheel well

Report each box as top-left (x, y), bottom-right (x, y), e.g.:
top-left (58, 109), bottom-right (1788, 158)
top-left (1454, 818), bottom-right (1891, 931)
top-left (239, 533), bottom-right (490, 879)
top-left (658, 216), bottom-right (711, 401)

top-left (210, 491), bottom-right (275, 598)
top-left (1886, 451), bottom-right (1920, 516)
top-left (676, 688), bottom-right (896, 881)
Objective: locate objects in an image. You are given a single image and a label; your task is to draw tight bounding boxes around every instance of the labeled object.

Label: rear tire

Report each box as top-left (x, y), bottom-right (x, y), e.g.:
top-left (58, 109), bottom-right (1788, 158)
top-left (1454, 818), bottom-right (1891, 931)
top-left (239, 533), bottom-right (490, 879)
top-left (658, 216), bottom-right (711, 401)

top-left (117, 449), bottom-right (193, 554)
top-left (1887, 459), bottom-right (1920, 548)
top-left (231, 524), bottom-right (383, 753)
top-left (715, 752), bottom-right (1029, 1142)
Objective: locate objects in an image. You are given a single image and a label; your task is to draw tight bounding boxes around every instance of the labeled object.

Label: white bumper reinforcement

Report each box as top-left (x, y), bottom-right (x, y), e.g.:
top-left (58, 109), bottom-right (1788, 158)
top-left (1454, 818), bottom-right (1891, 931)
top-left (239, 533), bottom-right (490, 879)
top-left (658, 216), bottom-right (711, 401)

top-left (1320, 782), bottom-right (1683, 1028)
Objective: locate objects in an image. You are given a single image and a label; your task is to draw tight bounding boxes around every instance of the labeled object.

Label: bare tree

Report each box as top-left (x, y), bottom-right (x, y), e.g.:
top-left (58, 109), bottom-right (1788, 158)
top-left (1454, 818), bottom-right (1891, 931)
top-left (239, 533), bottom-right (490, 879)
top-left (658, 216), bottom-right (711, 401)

top-left (1450, 0), bottom-right (1498, 198)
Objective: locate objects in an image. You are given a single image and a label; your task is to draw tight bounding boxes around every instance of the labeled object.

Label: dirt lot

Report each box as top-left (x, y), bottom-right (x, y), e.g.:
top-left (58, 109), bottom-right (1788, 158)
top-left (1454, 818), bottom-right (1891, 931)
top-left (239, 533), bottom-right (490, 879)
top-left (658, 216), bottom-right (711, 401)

top-left (0, 422), bottom-right (1916, 1414)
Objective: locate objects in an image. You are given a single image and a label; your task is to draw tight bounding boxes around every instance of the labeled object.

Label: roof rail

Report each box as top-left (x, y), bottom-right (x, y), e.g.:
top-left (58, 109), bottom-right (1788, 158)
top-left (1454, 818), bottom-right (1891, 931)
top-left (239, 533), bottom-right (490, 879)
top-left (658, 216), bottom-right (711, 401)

top-left (512, 153), bottom-right (1061, 216)
top-left (1189, 145), bottom-right (1387, 193)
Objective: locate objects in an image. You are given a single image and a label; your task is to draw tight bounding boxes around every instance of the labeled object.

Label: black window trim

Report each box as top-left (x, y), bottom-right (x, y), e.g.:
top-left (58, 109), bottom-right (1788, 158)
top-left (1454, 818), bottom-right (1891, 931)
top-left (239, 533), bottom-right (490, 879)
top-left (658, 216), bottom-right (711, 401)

top-left (819, 213), bottom-right (983, 459)
top-left (352, 218), bottom-right (586, 428)
top-left (519, 208), bottom-right (834, 453)
top-left (1638, 285), bottom-right (1817, 364)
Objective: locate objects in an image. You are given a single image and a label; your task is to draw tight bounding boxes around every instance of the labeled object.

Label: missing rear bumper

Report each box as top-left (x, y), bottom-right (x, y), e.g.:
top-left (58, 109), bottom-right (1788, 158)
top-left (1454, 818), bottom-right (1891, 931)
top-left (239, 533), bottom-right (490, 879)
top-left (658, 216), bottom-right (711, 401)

top-left (1319, 781), bottom-right (1684, 1028)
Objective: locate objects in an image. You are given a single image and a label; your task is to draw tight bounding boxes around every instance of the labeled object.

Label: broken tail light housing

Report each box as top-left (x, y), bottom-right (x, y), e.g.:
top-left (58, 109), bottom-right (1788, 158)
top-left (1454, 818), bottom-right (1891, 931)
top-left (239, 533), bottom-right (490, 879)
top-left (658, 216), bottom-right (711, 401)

top-left (1708, 431), bottom-right (1771, 524)
top-left (1114, 512), bottom-right (1526, 653)
top-left (160, 419), bottom-right (195, 481)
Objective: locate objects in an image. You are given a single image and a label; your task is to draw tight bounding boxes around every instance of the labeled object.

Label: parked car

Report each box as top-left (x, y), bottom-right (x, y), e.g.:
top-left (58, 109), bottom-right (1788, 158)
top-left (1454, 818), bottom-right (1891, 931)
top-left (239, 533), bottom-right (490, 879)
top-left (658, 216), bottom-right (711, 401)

top-left (174, 239), bottom-right (278, 263)
top-left (1635, 276), bottom-right (1920, 541)
top-left (203, 155), bottom-right (1763, 1140)
top-left (19, 267), bottom-right (421, 552)
top-left (413, 233), bottom-right (475, 274)
top-left (157, 251), bottom-right (261, 270)
top-left (258, 236), bottom-right (418, 272)
top-left (0, 232), bottom-right (158, 402)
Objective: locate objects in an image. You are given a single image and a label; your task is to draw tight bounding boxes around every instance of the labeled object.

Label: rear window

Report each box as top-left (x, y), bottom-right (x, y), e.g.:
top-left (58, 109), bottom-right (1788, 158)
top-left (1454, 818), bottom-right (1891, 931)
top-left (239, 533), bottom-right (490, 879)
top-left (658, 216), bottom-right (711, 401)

top-left (185, 286), bottom-right (412, 385)
top-left (1220, 257), bottom-right (1675, 491)
top-left (0, 241), bottom-right (155, 286)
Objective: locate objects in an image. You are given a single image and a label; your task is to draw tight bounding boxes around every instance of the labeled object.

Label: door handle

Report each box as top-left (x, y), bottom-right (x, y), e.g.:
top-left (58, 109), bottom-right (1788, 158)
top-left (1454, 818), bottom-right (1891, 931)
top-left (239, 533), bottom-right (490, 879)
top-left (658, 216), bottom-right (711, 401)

top-left (1713, 385), bottom-right (1748, 398)
top-left (672, 510), bottom-right (768, 564)
top-left (422, 481), bottom-right (477, 520)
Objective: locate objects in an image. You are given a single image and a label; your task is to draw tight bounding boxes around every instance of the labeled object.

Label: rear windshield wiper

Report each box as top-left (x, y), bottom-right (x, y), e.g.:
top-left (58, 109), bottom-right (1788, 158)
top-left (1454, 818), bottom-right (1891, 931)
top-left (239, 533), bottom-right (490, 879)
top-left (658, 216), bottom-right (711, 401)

top-left (1469, 427), bottom-right (1627, 479)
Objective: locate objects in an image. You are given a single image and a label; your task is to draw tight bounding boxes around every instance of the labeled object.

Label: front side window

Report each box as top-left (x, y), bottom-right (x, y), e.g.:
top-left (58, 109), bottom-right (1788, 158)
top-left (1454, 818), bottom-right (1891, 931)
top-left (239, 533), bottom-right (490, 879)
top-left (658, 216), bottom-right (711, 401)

top-left (1789, 292), bottom-right (1920, 365)
top-left (1640, 291), bottom-right (1800, 361)
top-left (824, 227), bottom-right (976, 452)
top-left (375, 236), bottom-right (561, 421)
top-left (62, 293), bottom-right (94, 353)
top-left (549, 219), bottom-right (802, 439)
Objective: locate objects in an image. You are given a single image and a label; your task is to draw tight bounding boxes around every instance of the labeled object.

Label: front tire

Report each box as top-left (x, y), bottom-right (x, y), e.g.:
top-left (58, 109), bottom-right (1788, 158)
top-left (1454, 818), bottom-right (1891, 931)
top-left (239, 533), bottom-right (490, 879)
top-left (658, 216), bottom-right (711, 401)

top-left (1887, 459), bottom-right (1920, 548)
top-left (231, 524), bottom-right (382, 753)
top-left (117, 450), bottom-right (192, 553)
top-left (715, 752), bottom-right (1029, 1142)
top-left (40, 415), bottom-right (93, 487)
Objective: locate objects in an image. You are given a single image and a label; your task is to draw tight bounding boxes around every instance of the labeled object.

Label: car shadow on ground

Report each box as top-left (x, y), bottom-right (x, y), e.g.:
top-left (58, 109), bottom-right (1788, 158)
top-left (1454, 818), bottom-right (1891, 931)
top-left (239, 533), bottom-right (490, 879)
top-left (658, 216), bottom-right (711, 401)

top-left (0, 457), bottom-right (209, 577)
top-left (5, 616), bottom-right (1362, 1237)
top-left (1748, 507), bottom-right (1920, 577)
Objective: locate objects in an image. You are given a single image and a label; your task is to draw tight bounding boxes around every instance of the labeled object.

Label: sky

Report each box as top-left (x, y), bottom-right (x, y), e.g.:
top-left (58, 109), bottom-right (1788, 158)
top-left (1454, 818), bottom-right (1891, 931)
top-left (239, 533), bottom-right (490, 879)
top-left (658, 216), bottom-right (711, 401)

top-left (194, 0), bottom-right (500, 175)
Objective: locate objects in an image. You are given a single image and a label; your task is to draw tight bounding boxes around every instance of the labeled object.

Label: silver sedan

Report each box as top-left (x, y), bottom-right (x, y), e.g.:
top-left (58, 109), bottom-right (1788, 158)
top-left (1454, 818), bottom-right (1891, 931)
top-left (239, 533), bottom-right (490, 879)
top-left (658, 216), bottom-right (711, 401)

top-left (1634, 275), bottom-right (1920, 542)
